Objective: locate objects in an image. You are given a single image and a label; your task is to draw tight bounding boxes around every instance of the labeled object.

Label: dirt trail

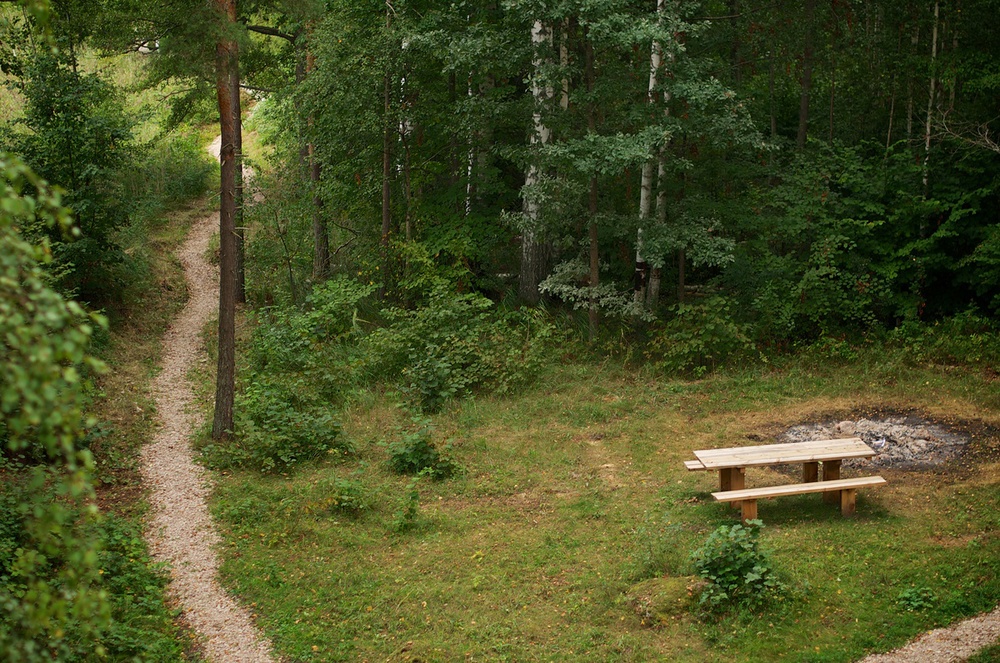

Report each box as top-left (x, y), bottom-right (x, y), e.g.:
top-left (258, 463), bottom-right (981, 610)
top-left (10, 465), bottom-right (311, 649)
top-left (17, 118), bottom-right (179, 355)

top-left (140, 137), bottom-right (275, 662)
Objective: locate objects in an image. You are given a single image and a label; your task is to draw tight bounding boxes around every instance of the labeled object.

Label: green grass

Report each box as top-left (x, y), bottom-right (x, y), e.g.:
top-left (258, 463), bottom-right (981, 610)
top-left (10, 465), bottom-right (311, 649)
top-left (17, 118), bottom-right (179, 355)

top-left (202, 350), bottom-right (1000, 662)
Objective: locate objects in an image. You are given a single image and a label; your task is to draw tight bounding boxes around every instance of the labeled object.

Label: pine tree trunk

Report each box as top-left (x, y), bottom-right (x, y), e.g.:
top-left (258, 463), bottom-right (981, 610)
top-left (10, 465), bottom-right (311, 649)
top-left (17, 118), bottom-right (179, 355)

top-left (231, 54), bottom-right (245, 304)
top-left (519, 19), bottom-right (553, 304)
top-left (797, 0), bottom-right (815, 150)
top-left (211, 0), bottom-right (237, 440)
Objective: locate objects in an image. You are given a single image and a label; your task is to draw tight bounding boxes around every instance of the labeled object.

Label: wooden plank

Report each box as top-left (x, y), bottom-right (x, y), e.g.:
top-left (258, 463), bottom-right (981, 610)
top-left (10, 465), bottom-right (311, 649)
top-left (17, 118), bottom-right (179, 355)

top-left (684, 459), bottom-right (706, 471)
top-left (694, 438), bottom-right (865, 457)
top-left (803, 461), bottom-right (819, 483)
top-left (711, 476), bottom-right (886, 503)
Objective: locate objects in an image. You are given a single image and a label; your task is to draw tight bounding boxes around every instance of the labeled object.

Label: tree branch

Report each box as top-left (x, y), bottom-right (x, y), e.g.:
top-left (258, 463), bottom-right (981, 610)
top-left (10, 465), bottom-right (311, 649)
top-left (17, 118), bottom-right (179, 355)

top-left (244, 23), bottom-right (298, 42)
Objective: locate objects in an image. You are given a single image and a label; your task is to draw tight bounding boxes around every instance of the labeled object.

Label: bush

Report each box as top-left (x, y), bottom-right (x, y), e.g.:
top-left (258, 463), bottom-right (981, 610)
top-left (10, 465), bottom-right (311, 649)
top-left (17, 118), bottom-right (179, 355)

top-left (364, 291), bottom-right (554, 412)
top-left (313, 477), bottom-right (368, 516)
top-left (690, 520), bottom-right (784, 611)
top-left (206, 378), bottom-right (350, 474)
top-left (646, 297), bottom-right (757, 376)
top-left (386, 420), bottom-right (458, 479)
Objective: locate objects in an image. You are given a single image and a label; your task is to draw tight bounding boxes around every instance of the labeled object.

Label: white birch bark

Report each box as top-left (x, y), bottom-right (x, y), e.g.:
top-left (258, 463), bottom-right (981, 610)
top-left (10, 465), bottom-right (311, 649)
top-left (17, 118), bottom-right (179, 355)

top-left (519, 19), bottom-right (553, 303)
top-left (922, 0), bottom-right (939, 191)
top-left (635, 0), bottom-right (666, 304)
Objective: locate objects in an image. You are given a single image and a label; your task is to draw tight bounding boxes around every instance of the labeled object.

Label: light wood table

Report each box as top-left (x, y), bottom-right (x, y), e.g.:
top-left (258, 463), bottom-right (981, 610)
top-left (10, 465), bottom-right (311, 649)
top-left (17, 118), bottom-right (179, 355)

top-left (689, 437), bottom-right (876, 507)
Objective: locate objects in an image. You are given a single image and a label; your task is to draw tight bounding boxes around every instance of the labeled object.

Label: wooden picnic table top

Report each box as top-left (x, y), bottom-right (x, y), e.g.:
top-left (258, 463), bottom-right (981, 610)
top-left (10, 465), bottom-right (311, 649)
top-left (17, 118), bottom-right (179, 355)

top-left (692, 437), bottom-right (874, 470)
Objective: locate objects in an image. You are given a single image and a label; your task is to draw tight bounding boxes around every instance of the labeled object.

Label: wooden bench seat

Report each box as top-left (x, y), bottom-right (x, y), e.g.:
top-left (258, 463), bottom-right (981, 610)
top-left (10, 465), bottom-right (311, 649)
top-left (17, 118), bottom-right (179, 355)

top-left (712, 476), bottom-right (886, 523)
top-left (684, 459), bottom-right (706, 471)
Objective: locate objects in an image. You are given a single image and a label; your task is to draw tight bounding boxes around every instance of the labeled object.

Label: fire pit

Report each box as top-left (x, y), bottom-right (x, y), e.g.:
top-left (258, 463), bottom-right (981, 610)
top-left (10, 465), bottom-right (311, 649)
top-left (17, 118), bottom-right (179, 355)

top-left (778, 416), bottom-right (969, 470)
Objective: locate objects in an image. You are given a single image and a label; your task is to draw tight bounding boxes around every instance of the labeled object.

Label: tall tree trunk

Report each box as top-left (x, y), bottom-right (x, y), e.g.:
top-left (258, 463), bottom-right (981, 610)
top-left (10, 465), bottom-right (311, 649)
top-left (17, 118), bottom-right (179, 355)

top-left (635, 0), bottom-right (666, 304)
top-left (922, 0), bottom-right (939, 192)
top-left (306, 45), bottom-right (329, 281)
top-left (796, 0), bottom-right (816, 150)
top-left (769, 42), bottom-right (777, 139)
top-left (212, 0), bottom-right (237, 440)
top-left (379, 10), bottom-right (394, 300)
top-left (585, 37), bottom-right (599, 341)
top-left (519, 19), bottom-right (553, 304)
top-left (231, 53), bottom-right (245, 304)
top-left (907, 21), bottom-right (919, 140)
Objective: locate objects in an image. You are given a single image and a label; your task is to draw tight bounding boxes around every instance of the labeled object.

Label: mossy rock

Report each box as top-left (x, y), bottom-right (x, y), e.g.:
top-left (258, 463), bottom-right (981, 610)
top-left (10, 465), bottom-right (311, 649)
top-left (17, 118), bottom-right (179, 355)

top-left (626, 575), bottom-right (706, 626)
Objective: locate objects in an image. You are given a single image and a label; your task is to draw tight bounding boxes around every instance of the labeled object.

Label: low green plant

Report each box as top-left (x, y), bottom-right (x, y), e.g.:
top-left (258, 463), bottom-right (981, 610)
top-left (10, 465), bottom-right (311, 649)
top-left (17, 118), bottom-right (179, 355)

top-left (392, 474), bottom-right (425, 532)
top-left (690, 520), bottom-right (784, 612)
top-left (385, 420), bottom-right (459, 479)
top-left (206, 378), bottom-right (350, 473)
top-left (646, 297), bottom-right (757, 376)
top-left (897, 586), bottom-right (937, 612)
top-left (315, 477), bottom-right (368, 516)
top-left (364, 291), bottom-right (554, 412)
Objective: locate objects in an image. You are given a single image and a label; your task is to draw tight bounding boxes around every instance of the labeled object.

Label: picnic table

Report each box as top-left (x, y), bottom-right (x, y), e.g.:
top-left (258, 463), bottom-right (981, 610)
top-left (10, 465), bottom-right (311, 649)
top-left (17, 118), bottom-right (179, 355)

top-left (685, 437), bottom-right (886, 522)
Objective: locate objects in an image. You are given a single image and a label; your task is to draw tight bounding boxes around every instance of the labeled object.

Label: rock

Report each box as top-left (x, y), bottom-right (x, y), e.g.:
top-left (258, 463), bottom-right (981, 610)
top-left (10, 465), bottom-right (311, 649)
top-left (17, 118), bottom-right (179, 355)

top-left (837, 421), bottom-right (856, 435)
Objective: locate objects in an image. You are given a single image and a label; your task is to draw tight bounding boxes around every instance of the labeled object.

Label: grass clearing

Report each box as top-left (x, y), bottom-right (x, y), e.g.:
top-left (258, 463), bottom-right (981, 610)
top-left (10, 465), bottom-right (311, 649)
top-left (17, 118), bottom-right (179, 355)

top-left (203, 350), bottom-right (1000, 661)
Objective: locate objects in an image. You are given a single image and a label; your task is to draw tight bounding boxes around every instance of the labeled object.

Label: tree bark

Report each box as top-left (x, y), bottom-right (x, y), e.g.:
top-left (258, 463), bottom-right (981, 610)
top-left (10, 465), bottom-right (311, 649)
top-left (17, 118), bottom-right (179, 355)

top-left (212, 0), bottom-right (237, 440)
top-left (379, 9), bottom-right (393, 300)
top-left (231, 52), bottom-right (245, 304)
top-left (922, 0), bottom-right (939, 192)
top-left (635, 0), bottom-right (666, 304)
top-left (586, 37), bottom-right (598, 341)
top-left (306, 46), bottom-right (329, 281)
top-left (519, 19), bottom-right (553, 304)
top-left (796, 0), bottom-right (816, 150)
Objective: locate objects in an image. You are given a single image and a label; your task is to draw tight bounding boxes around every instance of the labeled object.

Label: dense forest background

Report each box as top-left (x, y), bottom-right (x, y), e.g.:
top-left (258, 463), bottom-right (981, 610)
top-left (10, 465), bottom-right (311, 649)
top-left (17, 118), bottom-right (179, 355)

top-left (3, 0), bottom-right (1000, 658)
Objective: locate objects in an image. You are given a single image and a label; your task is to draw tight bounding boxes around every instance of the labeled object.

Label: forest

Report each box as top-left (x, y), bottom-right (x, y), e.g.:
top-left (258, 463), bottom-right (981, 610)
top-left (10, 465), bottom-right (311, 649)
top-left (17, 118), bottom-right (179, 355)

top-left (3, 0), bottom-right (1000, 660)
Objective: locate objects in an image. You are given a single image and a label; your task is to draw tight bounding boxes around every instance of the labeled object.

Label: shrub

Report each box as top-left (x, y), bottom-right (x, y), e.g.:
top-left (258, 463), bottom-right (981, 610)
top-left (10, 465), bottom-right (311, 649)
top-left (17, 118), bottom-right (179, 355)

top-left (364, 291), bottom-right (554, 412)
top-left (646, 297), bottom-right (757, 376)
top-left (313, 477), bottom-right (368, 516)
top-left (206, 378), bottom-right (350, 473)
top-left (386, 421), bottom-right (458, 479)
top-left (690, 520), bottom-right (784, 611)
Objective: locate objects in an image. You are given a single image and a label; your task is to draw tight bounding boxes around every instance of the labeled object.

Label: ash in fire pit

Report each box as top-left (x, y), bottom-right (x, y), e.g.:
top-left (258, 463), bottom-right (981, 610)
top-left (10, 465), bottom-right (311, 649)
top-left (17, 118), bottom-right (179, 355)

top-left (779, 416), bottom-right (969, 469)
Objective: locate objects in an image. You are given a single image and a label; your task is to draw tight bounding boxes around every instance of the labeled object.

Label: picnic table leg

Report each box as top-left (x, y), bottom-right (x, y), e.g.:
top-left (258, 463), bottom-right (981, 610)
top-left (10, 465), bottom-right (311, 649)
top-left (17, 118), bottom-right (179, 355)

top-left (841, 489), bottom-right (857, 516)
top-left (803, 461), bottom-right (819, 483)
top-left (822, 460), bottom-right (841, 504)
top-left (741, 499), bottom-right (758, 524)
top-left (729, 467), bottom-right (745, 510)
top-left (720, 468), bottom-right (732, 492)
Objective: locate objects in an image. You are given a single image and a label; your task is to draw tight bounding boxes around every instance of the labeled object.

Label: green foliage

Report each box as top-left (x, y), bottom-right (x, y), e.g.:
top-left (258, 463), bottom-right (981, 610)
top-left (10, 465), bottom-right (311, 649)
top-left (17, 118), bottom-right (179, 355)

top-left (392, 474), bottom-right (425, 533)
top-left (646, 297), bottom-right (757, 376)
top-left (690, 520), bottom-right (784, 612)
top-left (313, 477), bottom-right (368, 517)
top-left (96, 515), bottom-right (189, 660)
top-left (209, 378), bottom-right (349, 474)
top-left (0, 152), bottom-right (109, 659)
top-left (887, 310), bottom-right (1000, 366)
top-left (897, 586), bottom-right (937, 613)
top-left (8, 52), bottom-right (136, 304)
top-left (385, 420), bottom-right (458, 479)
top-left (364, 292), bottom-right (555, 412)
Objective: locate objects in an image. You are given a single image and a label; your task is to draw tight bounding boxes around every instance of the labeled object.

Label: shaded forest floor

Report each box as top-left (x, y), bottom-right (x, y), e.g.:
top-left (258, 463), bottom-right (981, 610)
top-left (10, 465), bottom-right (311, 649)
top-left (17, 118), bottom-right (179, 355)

top-left (196, 348), bottom-right (1000, 661)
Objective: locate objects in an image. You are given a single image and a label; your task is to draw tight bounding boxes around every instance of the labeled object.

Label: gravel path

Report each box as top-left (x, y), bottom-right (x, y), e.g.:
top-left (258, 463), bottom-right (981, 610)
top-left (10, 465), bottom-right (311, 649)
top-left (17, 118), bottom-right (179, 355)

top-left (141, 137), bottom-right (276, 663)
top-left (857, 607), bottom-right (1000, 662)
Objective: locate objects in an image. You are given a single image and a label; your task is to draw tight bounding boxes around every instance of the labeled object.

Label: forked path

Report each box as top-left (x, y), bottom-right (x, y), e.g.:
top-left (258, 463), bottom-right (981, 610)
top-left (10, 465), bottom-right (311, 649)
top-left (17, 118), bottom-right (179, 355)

top-left (141, 137), bottom-right (275, 662)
